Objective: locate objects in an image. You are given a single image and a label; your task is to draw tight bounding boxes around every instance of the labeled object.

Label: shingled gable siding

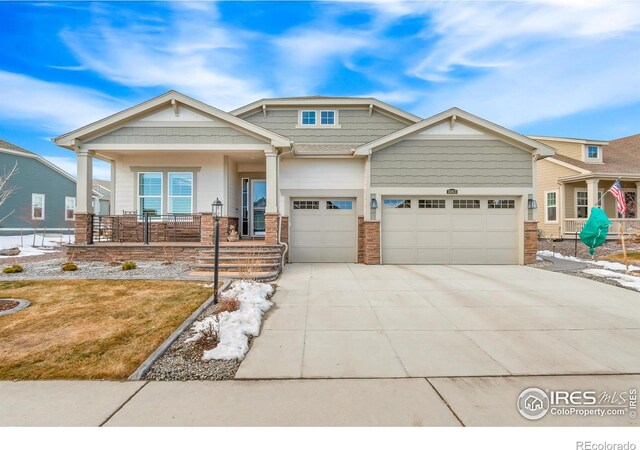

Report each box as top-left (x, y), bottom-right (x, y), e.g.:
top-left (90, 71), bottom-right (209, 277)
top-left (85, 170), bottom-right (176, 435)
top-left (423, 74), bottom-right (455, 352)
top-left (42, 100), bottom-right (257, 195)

top-left (85, 126), bottom-right (265, 145)
top-left (242, 108), bottom-right (408, 144)
top-left (370, 139), bottom-right (533, 187)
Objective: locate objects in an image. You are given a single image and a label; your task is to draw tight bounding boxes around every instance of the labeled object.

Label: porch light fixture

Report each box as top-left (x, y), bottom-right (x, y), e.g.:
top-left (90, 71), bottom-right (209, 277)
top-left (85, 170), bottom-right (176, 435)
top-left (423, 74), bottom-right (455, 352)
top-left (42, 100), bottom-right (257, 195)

top-left (370, 198), bottom-right (378, 209)
top-left (211, 197), bottom-right (223, 302)
top-left (528, 199), bottom-right (537, 210)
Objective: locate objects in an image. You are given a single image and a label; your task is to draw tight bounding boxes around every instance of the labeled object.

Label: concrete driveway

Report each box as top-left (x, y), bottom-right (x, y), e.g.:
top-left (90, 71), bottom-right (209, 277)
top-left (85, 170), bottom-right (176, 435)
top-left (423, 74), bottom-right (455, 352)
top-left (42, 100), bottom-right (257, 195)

top-left (237, 263), bottom-right (640, 379)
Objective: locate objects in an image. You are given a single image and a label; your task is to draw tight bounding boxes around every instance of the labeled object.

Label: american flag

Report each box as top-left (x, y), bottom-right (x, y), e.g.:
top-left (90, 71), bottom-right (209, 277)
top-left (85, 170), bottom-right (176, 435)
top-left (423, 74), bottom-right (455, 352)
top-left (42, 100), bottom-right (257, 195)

top-left (609, 179), bottom-right (627, 216)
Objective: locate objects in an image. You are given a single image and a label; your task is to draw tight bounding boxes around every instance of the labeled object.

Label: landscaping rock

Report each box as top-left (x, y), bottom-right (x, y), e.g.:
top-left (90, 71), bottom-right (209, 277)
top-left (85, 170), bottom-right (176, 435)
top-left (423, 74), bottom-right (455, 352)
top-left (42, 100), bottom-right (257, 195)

top-left (0, 247), bottom-right (20, 256)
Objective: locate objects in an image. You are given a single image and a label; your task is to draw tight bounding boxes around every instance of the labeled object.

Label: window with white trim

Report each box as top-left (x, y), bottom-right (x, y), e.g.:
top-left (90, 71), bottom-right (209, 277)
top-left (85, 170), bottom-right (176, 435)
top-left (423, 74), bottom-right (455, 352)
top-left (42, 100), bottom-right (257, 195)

top-left (453, 199), bottom-right (480, 209)
top-left (419, 199), bottom-right (445, 209)
top-left (138, 172), bottom-right (163, 215)
top-left (488, 199), bottom-right (515, 209)
top-left (545, 191), bottom-right (558, 223)
top-left (587, 146), bottom-right (599, 159)
top-left (293, 200), bottom-right (319, 210)
top-left (301, 110), bottom-right (316, 126)
top-left (168, 172), bottom-right (193, 214)
top-left (576, 190), bottom-right (588, 218)
top-left (32, 193), bottom-right (45, 220)
top-left (326, 200), bottom-right (352, 210)
top-left (383, 199), bottom-right (411, 209)
top-left (320, 110), bottom-right (335, 125)
top-left (65, 196), bottom-right (76, 220)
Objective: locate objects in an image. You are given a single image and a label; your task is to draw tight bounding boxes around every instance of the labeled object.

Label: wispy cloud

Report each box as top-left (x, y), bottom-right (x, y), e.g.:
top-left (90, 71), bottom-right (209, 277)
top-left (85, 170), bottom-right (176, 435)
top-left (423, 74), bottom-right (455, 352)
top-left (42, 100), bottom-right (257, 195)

top-left (43, 155), bottom-right (112, 180)
top-left (0, 70), bottom-right (125, 131)
top-left (59, 3), bottom-right (272, 110)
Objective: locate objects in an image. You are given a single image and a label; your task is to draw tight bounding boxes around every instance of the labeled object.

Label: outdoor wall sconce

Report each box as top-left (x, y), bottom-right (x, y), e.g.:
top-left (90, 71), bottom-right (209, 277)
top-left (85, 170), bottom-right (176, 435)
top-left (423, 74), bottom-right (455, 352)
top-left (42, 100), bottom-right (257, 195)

top-left (528, 199), bottom-right (537, 210)
top-left (371, 198), bottom-right (378, 209)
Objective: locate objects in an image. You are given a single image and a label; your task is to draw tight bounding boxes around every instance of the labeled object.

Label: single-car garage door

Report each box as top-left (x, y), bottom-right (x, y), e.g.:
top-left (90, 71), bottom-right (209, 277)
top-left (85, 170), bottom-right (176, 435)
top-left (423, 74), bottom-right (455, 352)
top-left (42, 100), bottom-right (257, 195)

top-left (382, 197), bottom-right (519, 264)
top-left (290, 198), bottom-right (357, 263)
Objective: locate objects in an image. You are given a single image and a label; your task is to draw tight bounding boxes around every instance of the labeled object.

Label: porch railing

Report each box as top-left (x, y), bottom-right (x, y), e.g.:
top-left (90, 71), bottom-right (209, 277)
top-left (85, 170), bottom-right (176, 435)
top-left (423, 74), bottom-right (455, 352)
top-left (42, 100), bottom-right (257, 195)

top-left (92, 213), bottom-right (202, 243)
top-left (564, 218), bottom-right (640, 236)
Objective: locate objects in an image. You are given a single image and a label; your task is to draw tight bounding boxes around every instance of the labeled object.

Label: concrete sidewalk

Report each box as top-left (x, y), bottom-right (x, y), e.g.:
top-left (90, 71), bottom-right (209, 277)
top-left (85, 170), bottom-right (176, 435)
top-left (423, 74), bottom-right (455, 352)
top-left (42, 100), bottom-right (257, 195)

top-left (1, 375), bottom-right (638, 426)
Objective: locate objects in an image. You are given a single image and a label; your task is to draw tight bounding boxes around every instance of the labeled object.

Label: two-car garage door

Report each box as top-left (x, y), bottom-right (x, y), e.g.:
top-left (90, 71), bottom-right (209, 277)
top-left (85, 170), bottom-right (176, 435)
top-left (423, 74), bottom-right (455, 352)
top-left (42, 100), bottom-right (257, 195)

top-left (381, 197), bottom-right (519, 264)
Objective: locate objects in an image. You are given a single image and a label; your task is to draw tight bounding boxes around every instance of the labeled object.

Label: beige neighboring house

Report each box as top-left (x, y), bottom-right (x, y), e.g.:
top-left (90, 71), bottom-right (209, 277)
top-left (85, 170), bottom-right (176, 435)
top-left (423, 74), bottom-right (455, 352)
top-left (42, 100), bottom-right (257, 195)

top-left (53, 90), bottom-right (555, 270)
top-left (532, 134), bottom-right (640, 239)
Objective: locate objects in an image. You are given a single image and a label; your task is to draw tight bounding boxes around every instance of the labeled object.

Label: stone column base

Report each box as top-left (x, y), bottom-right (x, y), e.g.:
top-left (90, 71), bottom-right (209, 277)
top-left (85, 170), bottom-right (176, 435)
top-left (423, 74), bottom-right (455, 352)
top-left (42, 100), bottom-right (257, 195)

top-left (363, 221), bottom-right (381, 265)
top-left (200, 214), bottom-right (213, 244)
top-left (74, 213), bottom-right (94, 245)
top-left (357, 216), bottom-right (365, 263)
top-left (524, 221), bottom-right (538, 265)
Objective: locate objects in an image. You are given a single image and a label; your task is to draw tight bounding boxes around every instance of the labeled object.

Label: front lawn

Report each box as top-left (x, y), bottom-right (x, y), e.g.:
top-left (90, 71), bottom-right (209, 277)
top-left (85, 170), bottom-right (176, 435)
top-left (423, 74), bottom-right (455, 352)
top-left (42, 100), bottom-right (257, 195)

top-left (0, 280), bottom-right (214, 380)
top-left (602, 251), bottom-right (640, 264)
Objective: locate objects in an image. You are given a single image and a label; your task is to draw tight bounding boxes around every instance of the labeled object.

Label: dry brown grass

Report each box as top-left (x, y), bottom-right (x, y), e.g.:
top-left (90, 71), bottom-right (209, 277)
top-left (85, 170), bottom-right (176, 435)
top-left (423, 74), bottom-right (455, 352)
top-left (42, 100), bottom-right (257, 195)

top-left (602, 251), bottom-right (640, 263)
top-left (213, 298), bottom-right (240, 315)
top-left (0, 280), bottom-right (214, 380)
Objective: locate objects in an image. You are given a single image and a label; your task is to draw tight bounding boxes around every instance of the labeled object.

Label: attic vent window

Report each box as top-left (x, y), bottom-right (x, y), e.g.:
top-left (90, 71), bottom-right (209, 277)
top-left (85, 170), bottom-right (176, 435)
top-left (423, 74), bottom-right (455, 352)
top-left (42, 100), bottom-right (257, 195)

top-left (301, 110), bottom-right (316, 125)
top-left (587, 146), bottom-right (600, 160)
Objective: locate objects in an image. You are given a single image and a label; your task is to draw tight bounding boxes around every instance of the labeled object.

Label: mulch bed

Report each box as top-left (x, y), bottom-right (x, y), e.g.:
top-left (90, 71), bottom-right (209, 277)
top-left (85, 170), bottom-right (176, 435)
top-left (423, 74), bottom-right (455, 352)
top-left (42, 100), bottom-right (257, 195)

top-left (0, 300), bottom-right (20, 313)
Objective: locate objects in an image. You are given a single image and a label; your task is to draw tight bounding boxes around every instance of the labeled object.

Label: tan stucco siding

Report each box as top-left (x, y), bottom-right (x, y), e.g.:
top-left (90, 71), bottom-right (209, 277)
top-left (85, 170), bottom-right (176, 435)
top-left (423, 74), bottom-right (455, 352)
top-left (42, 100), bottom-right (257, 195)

top-left (370, 139), bottom-right (532, 187)
top-left (535, 159), bottom-right (581, 237)
top-left (243, 108), bottom-right (407, 144)
top-left (87, 126), bottom-right (265, 145)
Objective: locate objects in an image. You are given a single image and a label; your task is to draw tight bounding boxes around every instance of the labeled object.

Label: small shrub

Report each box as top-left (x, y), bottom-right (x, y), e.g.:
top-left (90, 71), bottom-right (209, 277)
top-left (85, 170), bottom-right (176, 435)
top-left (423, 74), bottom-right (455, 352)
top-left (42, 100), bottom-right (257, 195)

top-left (3, 264), bottom-right (24, 274)
top-left (121, 261), bottom-right (137, 271)
top-left (61, 263), bottom-right (78, 272)
top-left (213, 298), bottom-right (240, 315)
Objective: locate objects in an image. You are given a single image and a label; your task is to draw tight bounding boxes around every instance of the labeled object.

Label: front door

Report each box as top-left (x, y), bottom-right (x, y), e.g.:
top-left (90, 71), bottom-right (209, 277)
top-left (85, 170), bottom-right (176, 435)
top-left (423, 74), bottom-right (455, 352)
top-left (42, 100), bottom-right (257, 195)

top-left (251, 180), bottom-right (266, 237)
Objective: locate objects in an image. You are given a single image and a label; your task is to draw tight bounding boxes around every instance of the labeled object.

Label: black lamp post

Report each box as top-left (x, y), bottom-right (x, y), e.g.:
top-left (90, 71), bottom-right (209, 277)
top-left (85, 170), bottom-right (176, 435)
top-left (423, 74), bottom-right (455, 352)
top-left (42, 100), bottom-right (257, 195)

top-left (212, 197), bottom-right (223, 303)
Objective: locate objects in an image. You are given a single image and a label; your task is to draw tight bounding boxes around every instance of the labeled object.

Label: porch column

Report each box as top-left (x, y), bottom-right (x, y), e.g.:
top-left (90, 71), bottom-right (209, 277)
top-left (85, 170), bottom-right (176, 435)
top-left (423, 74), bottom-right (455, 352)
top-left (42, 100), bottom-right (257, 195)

top-left (264, 151), bottom-right (279, 244)
top-left (76, 148), bottom-right (93, 214)
top-left (586, 178), bottom-right (600, 212)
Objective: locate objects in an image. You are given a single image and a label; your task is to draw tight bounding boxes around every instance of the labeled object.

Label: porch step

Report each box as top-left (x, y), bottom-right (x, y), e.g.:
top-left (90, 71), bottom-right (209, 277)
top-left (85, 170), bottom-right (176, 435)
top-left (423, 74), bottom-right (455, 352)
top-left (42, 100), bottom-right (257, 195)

top-left (189, 271), bottom-right (280, 282)
top-left (194, 255), bottom-right (282, 263)
top-left (192, 263), bottom-right (280, 270)
top-left (191, 244), bottom-right (284, 280)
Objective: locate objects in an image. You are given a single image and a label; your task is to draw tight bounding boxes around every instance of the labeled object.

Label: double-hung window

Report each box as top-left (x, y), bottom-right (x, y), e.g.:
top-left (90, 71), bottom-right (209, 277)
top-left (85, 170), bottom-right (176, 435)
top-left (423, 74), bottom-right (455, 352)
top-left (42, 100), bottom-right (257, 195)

top-left (168, 172), bottom-right (193, 214)
top-left (587, 146), bottom-right (599, 159)
top-left (545, 191), bottom-right (558, 223)
top-left (576, 191), bottom-right (588, 218)
top-left (32, 193), bottom-right (45, 220)
top-left (138, 172), bottom-right (163, 215)
top-left (65, 197), bottom-right (76, 220)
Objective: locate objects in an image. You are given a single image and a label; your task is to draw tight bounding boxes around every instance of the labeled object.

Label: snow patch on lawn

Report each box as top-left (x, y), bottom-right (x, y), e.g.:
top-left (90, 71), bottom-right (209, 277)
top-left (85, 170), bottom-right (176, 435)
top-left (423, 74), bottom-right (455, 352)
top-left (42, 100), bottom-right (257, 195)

top-left (0, 234), bottom-right (67, 258)
top-left (188, 280), bottom-right (274, 361)
top-left (537, 250), bottom-right (640, 271)
top-left (583, 269), bottom-right (640, 292)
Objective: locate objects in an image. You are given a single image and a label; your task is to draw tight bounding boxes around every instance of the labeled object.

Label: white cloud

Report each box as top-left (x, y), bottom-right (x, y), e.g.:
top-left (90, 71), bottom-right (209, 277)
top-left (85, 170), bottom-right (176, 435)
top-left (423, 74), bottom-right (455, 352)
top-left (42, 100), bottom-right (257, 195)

top-left (43, 155), bottom-right (112, 180)
top-left (0, 70), bottom-right (125, 132)
top-left (59, 3), bottom-right (272, 110)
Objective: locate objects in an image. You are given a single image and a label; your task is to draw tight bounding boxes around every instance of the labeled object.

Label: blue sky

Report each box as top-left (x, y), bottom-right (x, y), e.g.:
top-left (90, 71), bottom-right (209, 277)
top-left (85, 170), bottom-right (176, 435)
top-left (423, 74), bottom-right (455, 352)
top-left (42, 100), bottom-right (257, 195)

top-left (1, 1), bottom-right (639, 179)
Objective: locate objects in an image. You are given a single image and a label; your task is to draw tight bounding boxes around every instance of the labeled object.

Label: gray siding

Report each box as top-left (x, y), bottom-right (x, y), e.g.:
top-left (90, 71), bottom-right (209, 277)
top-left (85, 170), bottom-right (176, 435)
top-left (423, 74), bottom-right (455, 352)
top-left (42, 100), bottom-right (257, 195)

top-left (243, 108), bottom-right (407, 144)
top-left (87, 126), bottom-right (265, 145)
top-left (0, 152), bottom-right (76, 231)
top-left (371, 139), bottom-right (533, 187)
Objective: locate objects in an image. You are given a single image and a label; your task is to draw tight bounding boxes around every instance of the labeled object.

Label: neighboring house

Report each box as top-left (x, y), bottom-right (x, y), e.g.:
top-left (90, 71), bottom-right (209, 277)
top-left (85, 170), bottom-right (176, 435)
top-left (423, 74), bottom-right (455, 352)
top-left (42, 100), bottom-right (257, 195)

top-left (532, 134), bottom-right (640, 239)
top-left (53, 91), bottom-right (555, 265)
top-left (0, 138), bottom-right (78, 235)
top-left (92, 179), bottom-right (111, 215)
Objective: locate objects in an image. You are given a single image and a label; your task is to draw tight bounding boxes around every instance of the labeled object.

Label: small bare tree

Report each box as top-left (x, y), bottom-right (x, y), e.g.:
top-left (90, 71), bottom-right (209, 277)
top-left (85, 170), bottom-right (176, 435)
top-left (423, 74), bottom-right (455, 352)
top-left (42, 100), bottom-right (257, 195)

top-left (0, 162), bottom-right (18, 224)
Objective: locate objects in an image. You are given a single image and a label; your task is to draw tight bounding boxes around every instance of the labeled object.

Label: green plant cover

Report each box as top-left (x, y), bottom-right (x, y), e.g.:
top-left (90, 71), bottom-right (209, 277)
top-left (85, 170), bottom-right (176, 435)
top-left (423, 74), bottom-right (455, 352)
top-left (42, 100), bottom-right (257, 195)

top-left (121, 261), bottom-right (137, 271)
top-left (3, 265), bottom-right (24, 273)
top-left (579, 207), bottom-right (611, 255)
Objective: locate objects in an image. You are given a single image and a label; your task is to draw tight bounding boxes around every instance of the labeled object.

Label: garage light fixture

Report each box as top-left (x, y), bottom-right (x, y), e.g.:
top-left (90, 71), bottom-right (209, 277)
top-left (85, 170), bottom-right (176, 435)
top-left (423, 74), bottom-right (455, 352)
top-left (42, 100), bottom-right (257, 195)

top-left (528, 199), bottom-right (537, 210)
top-left (371, 198), bottom-right (378, 209)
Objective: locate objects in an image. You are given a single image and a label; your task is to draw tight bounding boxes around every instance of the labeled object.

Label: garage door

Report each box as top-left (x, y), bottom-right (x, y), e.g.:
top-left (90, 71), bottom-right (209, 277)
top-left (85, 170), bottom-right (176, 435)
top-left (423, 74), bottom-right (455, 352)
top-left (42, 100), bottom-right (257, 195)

top-left (381, 197), bottom-right (519, 264)
top-left (289, 198), bottom-right (357, 263)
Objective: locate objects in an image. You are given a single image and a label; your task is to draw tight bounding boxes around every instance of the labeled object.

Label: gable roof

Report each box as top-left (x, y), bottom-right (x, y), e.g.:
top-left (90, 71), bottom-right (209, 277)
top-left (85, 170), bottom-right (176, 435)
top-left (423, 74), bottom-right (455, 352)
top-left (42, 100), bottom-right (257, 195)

top-left (54, 91), bottom-right (292, 149)
top-left (354, 107), bottom-right (556, 157)
top-left (0, 138), bottom-right (35, 156)
top-left (230, 96), bottom-right (421, 124)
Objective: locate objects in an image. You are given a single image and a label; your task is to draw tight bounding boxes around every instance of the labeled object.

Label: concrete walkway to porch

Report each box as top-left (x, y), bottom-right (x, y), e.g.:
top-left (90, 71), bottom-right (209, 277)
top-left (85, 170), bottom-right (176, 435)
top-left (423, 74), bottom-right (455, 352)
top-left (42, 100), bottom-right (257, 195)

top-left (236, 263), bottom-right (640, 379)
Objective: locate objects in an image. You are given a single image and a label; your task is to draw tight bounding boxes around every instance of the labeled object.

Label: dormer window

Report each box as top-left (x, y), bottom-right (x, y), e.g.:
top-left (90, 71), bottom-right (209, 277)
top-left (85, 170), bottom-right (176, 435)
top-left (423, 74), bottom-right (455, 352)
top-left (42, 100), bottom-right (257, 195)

top-left (587, 146), bottom-right (599, 159)
top-left (298, 109), bottom-right (339, 127)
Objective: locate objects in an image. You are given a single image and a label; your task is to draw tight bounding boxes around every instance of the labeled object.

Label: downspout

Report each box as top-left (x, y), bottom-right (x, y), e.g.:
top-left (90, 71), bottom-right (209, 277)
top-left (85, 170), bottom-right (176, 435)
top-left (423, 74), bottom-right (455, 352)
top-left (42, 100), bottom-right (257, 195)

top-left (277, 144), bottom-right (295, 268)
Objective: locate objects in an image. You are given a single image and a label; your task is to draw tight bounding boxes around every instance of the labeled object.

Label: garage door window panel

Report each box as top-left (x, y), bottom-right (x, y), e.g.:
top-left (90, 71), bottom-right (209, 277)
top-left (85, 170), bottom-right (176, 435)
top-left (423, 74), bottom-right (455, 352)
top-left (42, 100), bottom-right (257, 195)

top-left (326, 200), bottom-right (353, 210)
top-left (384, 199), bottom-right (411, 209)
top-left (488, 199), bottom-right (515, 209)
top-left (453, 199), bottom-right (481, 209)
top-left (419, 199), bottom-right (446, 209)
top-left (293, 200), bottom-right (319, 210)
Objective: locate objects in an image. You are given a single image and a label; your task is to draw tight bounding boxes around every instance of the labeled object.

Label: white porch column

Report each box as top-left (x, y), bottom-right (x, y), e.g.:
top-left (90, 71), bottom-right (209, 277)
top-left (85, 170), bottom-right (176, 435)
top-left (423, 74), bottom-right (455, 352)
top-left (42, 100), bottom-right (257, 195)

top-left (109, 159), bottom-right (116, 214)
top-left (76, 148), bottom-right (93, 214)
top-left (265, 152), bottom-right (278, 214)
top-left (586, 178), bottom-right (600, 212)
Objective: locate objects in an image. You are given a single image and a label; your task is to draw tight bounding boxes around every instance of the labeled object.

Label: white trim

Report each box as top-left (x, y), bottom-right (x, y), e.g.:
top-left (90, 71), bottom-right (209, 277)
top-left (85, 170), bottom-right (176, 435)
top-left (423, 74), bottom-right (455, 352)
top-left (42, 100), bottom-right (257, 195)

top-left (32, 193), bottom-right (45, 220)
top-left (544, 189), bottom-right (559, 224)
top-left (296, 109), bottom-right (341, 128)
top-left (584, 144), bottom-right (603, 163)
top-left (354, 107), bottom-right (556, 157)
top-left (528, 135), bottom-right (609, 146)
top-left (0, 147), bottom-right (78, 184)
top-left (54, 90), bottom-right (293, 149)
top-left (137, 172), bottom-right (163, 215)
top-left (84, 143), bottom-right (273, 152)
top-left (545, 157), bottom-right (591, 175)
top-left (64, 196), bottom-right (76, 221)
top-left (167, 172), bottom-right (194, 214)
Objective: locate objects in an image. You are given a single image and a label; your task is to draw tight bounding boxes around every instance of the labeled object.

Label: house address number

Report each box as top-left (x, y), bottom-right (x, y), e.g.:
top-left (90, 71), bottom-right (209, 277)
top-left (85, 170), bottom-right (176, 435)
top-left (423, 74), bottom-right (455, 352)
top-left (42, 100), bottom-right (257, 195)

top-left (446, 189), bottom-right (458, 195)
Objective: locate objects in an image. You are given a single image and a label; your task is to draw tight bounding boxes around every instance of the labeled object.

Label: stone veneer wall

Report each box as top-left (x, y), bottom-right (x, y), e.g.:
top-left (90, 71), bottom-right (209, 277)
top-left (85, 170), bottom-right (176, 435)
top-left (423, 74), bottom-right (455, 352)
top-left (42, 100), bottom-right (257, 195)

top-left (65, 244), bottom-right (202, 262)
top-left (265, 213), bottom-right (279, 245)
top-left (524, 221), bottom-right (538, 265)
top-left (280, 216), bottom-right (289, 262)
top-left (363, 221), bottom-right (380, 265)
top-left (201, 215), bottom-right (240, 244)
top-left (357, 216), bottom-right (365, 264)
top-left (74, 213), bottom-right (94, 244)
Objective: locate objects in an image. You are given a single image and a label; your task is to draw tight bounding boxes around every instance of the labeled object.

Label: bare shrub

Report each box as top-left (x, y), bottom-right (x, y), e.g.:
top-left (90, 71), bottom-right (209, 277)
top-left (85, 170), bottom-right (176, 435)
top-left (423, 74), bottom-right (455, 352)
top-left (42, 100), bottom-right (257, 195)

top-left (213, 298), bottom-right (240, 315)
